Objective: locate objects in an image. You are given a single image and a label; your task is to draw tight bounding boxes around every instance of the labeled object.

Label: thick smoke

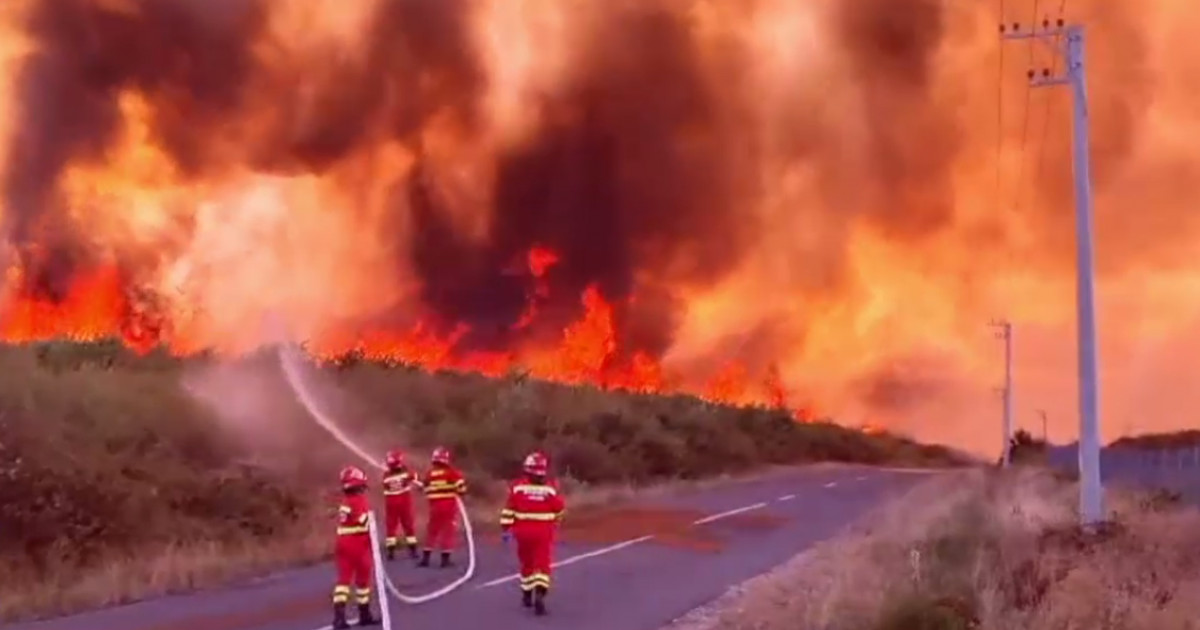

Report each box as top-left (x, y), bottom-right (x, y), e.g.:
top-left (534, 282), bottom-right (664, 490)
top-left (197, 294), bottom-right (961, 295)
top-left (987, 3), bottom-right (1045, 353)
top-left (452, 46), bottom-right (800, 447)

top-left (0, 0), bottom-right (1197, 450)
top-left (2, 0), bottom-right (264, 295)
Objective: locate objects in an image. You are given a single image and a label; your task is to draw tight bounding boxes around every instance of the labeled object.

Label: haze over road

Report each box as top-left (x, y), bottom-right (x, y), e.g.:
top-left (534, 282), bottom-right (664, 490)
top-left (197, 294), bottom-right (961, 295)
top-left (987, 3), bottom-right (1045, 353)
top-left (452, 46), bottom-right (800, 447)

top-left (11, 465), bottom-right (943, 630)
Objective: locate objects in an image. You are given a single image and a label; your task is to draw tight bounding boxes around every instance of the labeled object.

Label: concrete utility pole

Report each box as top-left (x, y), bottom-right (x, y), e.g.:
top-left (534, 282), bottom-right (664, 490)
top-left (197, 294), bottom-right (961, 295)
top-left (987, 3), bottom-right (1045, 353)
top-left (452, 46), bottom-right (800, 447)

top-left (990, 320), bottom-right (1014, 466)
top-left (1001, 19), bottom-right (1104, 527)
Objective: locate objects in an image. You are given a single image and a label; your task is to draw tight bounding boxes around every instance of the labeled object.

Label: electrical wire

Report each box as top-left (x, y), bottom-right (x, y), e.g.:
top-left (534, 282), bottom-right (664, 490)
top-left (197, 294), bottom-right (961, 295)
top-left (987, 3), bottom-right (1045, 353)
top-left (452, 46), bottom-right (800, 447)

top-left (1030, 0), bottom-right (1071, 206)
top-left (995, 0), bottom-right (1007, 218)
top-left (1009, 0), bottom-right (1042, 220)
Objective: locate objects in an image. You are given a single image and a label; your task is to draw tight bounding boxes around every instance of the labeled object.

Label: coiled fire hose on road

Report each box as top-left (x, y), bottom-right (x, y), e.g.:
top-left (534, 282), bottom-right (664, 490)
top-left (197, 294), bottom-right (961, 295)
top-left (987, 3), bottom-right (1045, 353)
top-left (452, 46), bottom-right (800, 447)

top-left (278, 345), bottom-right (478, 608)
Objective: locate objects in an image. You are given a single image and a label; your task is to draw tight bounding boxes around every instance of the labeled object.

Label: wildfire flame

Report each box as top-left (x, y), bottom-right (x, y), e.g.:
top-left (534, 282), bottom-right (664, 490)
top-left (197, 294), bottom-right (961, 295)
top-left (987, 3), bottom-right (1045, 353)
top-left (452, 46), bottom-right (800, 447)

top-left (0, 0), bottom-right (1198, 451)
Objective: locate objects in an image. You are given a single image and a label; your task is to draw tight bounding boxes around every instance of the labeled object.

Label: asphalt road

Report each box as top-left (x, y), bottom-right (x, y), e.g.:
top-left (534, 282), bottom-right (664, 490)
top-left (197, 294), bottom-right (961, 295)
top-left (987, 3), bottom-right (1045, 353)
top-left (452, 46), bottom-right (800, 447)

top-left (11, 465), bottom-right (944, 630)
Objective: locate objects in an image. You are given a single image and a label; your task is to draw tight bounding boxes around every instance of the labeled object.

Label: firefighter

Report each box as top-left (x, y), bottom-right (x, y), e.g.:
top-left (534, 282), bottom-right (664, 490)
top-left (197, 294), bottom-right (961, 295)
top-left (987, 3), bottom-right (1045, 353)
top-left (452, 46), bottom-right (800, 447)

top-left (382, 449), bottom-right (419, 561)
top-left (499, 451), bottom-right (566, 616)
top-left (417, 446), bottom-right (467, 568)
top-left (332, 465), bottom-right (379, 628)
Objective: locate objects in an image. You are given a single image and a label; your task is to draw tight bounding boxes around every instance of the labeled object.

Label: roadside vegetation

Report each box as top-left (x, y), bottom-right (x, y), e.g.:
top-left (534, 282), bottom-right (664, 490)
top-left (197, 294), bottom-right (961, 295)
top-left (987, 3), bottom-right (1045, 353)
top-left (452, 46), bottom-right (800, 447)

top-left (669, 466), bottom-right (1200, 630)
top-left (1110, 429), bottom-right (1200, 450)
top-left (0, 340), bottom-right (966, 621)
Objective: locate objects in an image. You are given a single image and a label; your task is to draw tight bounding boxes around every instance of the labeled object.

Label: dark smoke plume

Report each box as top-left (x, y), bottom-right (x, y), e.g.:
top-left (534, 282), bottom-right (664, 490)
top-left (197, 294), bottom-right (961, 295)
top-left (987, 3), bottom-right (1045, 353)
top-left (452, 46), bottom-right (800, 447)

top-left (1, 0), bottom-right (957, 361)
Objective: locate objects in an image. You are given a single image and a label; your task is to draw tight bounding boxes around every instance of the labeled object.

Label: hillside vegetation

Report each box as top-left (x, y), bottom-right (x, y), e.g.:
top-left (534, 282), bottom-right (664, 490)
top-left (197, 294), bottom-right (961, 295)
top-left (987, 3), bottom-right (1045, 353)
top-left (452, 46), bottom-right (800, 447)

top-left (0, 340), bottom-right (966, 621)
top-left (1110, 430), bottom-right (1200, 450)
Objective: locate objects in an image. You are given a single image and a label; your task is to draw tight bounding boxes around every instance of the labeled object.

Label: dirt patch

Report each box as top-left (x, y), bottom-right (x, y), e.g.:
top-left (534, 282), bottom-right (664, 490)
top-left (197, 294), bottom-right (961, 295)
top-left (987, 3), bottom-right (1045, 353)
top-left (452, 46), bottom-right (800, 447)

top-left (558, 506), bottom-right (788, 552)
top-left (134, 590), bottom-right (328, 630)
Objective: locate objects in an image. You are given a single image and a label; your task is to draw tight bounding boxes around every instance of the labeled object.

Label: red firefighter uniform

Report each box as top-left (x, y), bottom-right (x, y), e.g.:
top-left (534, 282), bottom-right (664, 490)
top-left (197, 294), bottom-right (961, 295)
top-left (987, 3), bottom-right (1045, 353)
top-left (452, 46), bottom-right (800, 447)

top-left (417, 446), bottom-right (467, 568)
top-left (382, 449), bottom-right (419, 560)
top-left (332, 466), bottom-right (378, 629)
top-left (499, 451), bottom-right (565, 616)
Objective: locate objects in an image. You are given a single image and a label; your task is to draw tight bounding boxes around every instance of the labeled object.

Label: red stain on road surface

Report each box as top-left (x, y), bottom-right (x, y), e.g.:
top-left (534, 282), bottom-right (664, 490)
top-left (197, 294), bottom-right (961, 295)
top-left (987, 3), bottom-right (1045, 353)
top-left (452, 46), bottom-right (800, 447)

top-left (556, 505), bottom-right (787, 552)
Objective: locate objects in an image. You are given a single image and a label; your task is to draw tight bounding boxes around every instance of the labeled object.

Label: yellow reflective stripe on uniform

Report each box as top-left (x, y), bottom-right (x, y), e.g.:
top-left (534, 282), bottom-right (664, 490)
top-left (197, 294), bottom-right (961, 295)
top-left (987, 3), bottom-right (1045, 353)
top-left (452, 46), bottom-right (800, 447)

top-left (510, 511), bottom-right (559, 521)
top-left (520, 573), bottom-right (552, 590)
top-left (512, 484), bottom-right (556, 495)
top-left (333, 585), bottom-right (350, 602)
top-left (337, 526), bottom-right (369, 535)
top-left (383, 474), bottom-right (412, 495)
top-left (338, 505), bottom-right (352, 514)
top-left (426, 492), bottom-right (459, 499)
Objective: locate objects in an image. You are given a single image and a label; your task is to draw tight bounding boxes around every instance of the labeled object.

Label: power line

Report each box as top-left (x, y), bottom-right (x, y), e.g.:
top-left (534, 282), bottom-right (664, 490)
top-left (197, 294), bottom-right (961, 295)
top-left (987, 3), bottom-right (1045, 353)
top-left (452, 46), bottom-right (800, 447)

top-left (994, 0), bottom-right (1007, 218)
top-left (1030, 0), bottom-right (1072, 209)
top-left (1009, 0), bottom-right (1042, 220)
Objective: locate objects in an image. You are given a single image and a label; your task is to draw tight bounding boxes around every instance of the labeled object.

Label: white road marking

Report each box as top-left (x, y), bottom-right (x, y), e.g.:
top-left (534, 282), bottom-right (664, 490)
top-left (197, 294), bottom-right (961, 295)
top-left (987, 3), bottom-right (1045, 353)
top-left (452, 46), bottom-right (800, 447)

top-left (307, 480), bottom-right (837, 627)
top-left (475, 535), bottom-right (655, 589)
top-left (855, 475), bottom-right (868, 482)
top-left (691, 502), bottom-right (768, 525)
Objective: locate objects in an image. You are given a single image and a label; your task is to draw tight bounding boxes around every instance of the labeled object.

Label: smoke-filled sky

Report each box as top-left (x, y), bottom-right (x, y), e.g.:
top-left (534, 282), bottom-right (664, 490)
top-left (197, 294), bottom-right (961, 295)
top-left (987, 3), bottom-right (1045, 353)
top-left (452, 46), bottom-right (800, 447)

top-left (0, 0), bottom-right (1196, 453)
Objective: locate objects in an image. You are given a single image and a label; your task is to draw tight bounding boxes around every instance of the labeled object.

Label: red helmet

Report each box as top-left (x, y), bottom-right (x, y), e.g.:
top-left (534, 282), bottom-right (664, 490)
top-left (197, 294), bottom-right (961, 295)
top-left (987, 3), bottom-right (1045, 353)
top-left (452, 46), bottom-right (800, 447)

top-left (385, 449), bottom-right (405, 468)
top-left (523, 451), bottom-right (549, 476)
top-left (340, 465), bottom-right (368, 490)
top-left (431, 446), bottom-right (451, 465)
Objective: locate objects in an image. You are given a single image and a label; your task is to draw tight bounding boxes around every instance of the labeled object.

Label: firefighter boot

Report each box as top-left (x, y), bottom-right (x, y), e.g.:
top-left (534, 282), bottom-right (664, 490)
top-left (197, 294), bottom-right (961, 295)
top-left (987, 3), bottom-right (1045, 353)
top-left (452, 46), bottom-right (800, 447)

top-left (385, 544), bottom-right (396, 562)
top-left (440, 551), bottom-right (453, 568)
top-left (357, 603), bottom-right (379, 627)
top-left (332, 603), bottom-right (350, 630)
top-left (533, 586), bottom-right (548, 616)
top-left (521, 589), bottom-right (533, 608)
top-left (418, 549), bottom-right (431, 567)
top-left (407, 542), bottom-right (419, 559)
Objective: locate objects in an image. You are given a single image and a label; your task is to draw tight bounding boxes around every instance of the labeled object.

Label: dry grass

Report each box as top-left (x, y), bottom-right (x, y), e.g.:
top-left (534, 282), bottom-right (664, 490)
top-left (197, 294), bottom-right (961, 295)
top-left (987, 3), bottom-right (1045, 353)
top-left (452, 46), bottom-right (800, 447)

top-left (0, 522), bottom-right (330, 621)
top-left (668, 467), bottom-right (1200, 630)
top-left (0, 340), bottom-right (967, 622)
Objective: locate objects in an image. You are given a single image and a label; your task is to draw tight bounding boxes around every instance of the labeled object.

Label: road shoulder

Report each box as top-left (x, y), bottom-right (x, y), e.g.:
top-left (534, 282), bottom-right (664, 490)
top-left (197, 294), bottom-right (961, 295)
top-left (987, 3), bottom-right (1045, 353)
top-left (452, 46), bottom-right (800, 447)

top-left (659, 470), bottom-right (960, 630)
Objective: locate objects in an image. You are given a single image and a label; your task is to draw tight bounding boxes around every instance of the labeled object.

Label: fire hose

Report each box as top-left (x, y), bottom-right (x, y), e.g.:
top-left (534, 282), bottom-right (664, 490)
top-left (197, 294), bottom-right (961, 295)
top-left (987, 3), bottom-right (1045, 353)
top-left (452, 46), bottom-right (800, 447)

top-left (278, 345), bottom-right (478, 609)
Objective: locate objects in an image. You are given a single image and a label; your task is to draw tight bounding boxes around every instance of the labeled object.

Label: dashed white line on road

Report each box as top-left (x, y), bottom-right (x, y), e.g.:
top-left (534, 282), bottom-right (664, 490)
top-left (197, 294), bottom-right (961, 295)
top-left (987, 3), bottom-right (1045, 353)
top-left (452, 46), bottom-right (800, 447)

top-left (476, 535), bottom-right (656, 589)
top-left (310, 484), bottom-right (832, 627)
top-left (692, 502), bottom-right (769, 525)
top-left (479, 500), bottom-right (774, 592)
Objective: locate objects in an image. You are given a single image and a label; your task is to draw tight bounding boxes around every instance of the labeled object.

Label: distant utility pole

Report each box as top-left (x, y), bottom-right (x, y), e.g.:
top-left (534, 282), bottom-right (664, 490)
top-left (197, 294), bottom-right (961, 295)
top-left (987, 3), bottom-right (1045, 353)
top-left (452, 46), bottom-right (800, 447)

top-left (990, 319), bottom-right (1014, 466)
top-left (1001, 19), bottom-right (1104, 527)
top-left (1038, 409), bottom-right (1048, 442)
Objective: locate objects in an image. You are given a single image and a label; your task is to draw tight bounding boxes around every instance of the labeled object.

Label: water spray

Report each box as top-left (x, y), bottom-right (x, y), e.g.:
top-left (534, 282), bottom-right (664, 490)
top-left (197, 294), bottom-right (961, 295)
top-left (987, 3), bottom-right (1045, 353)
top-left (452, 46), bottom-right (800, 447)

top-left (278, 345), bottom-right (478, 605)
